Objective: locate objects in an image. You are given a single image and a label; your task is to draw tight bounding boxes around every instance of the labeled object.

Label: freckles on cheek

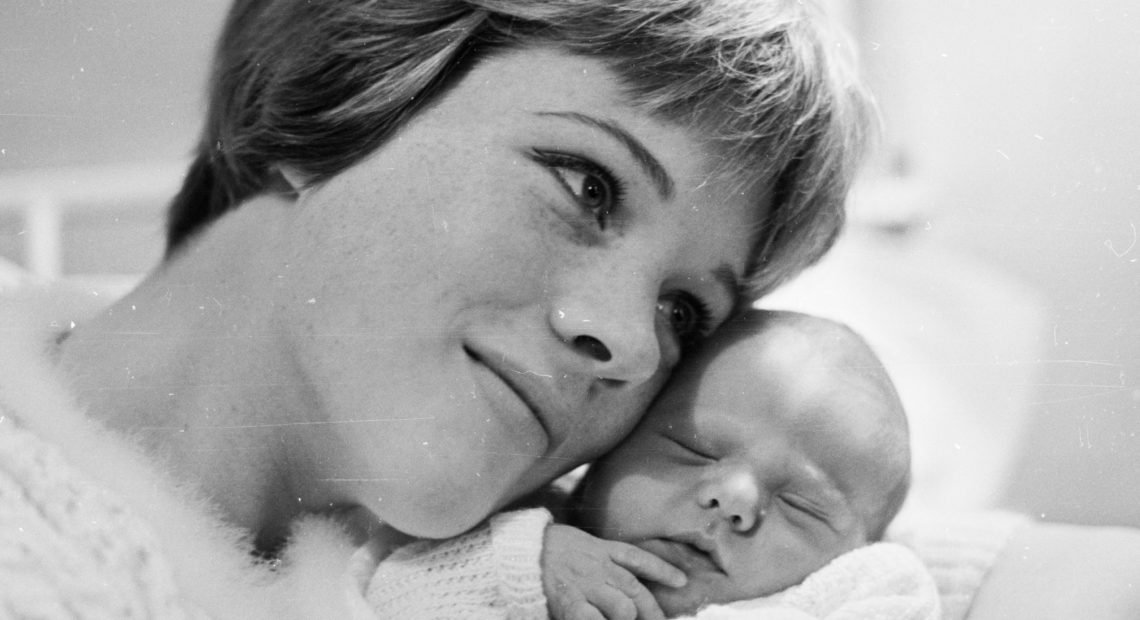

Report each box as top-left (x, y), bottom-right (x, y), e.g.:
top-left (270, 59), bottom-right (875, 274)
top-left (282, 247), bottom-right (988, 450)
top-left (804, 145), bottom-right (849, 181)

top-left (478, 218), bottom-right (559, 294)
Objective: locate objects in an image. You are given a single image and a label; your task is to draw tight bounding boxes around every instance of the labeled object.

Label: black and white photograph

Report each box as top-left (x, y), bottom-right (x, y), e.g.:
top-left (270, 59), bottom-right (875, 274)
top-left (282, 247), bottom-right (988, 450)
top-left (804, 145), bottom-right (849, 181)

top-left (2, 1), bottom-right (1138, 617)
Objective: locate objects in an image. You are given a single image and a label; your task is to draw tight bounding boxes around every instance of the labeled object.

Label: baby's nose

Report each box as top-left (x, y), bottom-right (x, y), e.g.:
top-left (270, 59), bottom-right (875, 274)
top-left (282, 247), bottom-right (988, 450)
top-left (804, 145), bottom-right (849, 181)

top-left (702, 470), bottom-right (762, 532)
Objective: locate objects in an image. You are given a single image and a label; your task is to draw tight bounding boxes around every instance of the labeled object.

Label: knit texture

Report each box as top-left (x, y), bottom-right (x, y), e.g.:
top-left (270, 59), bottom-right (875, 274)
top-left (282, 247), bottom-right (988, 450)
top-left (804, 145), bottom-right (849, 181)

top-left (358, 505), bottom-right (1026, 619)
top-left (0, 413), bottom-right (203, 619)
top-left (365, 508), bottom-right (551, 619)
top-left (671, 543), bottom-right (939, 620)
top-left (777, 542), bottom-right (939, 619)
top-left (0, 287), bottom-right (377, 620)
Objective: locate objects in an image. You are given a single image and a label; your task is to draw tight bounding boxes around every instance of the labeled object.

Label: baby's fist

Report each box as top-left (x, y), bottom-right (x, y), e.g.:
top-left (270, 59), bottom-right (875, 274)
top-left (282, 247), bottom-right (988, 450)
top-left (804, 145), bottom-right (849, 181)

top-left (542, 524), bottom-right (686, 620)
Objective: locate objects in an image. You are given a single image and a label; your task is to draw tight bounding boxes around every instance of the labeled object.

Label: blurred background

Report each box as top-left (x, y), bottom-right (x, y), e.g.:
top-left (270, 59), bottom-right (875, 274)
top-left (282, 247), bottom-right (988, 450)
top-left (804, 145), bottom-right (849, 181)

top-left (2, 2), bottom-right (1138, 526)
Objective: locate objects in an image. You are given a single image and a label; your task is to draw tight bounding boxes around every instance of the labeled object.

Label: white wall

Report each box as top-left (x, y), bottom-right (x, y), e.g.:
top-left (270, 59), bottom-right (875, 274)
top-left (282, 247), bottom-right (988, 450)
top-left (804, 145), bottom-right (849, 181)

top-left (0, 1), bottom-right (226, 170)
top-left (857, 1), bottom-right (1140, 525)
top-left (0, 2), bottom-right (227, 274)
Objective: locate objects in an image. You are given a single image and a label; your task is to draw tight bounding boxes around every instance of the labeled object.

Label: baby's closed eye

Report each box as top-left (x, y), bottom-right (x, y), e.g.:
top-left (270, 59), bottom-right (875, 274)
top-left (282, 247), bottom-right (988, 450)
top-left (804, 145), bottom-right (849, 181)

top-left (659, 432), bottom-right (716, 463)
top-left (778, 493), bottom-right (829, 522)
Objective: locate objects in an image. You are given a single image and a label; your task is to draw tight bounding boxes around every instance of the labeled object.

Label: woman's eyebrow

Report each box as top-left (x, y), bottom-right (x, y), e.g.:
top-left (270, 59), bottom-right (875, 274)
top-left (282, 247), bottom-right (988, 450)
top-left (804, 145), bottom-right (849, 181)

top-left (535, 111), bottom-right (675, 200)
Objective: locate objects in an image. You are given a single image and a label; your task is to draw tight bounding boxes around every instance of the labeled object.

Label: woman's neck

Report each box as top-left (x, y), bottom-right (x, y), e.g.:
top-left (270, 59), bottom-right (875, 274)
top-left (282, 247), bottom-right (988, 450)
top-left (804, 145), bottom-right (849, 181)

top-left (56, 196), bottom-right (325, 539)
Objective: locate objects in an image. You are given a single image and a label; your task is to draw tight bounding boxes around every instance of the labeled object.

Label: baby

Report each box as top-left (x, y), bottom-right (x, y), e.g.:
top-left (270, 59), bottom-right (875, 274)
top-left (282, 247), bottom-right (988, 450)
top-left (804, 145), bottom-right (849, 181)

top-left (364, 310), bottom-right (923, 619)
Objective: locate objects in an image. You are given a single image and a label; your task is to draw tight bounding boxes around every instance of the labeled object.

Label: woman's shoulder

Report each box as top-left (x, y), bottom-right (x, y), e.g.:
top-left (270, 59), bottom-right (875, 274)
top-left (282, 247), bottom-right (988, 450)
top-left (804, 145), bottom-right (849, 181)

top-left (0, 293), bottom-right (227, 618)
top-left (0, 292), bottom-right (195, 615)
top-left (967, 521), bottom-right (1140, 620)
top-left (888, 509), bottom-right (1140, 620)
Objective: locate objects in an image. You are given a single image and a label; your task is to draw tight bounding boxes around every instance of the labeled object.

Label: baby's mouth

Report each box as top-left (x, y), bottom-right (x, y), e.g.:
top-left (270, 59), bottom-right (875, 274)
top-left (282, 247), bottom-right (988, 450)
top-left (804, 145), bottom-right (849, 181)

top-left (643, 535), bottom-right (724, 576)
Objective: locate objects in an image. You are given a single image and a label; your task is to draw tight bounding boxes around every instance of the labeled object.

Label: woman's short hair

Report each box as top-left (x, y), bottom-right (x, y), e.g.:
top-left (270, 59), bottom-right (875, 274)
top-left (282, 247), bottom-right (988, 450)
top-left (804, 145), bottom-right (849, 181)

top-left (168, 0), bottom-right (874, 301)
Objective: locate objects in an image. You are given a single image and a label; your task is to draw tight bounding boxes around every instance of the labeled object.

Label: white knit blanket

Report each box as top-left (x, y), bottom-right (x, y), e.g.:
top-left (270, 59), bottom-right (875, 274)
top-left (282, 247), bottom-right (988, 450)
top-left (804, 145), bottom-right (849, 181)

top-left (680, 542), bottom-right (940, 620)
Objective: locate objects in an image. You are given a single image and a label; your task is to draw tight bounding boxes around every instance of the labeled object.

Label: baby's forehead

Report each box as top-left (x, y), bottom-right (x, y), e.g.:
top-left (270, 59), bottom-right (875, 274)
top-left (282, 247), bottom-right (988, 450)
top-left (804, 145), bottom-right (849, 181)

top-left (693, 313), bottom-right (869, 378)
top-left (688, 323), bottom-right (884, 416)
top-left (665, 321), bottom-right (905, 469)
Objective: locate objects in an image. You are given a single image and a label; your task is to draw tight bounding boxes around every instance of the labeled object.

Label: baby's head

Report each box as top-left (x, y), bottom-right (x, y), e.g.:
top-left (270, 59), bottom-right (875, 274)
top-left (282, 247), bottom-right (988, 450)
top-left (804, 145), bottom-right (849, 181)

top-left (572, 309), bottom-right (910, 616)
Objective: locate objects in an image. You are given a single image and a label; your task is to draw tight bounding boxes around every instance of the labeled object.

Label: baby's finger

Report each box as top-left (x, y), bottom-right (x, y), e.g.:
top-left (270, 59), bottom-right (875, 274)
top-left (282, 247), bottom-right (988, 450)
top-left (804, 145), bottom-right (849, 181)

top-left (610, 542), bottom-right (687, 588)
top-left (549, 588), bottom-right (605, 620)
top-left (564, 601), bottom-right (607, 620)
top-left (616, 581), bottom-right (667, 620)
top-left (584, 584), bottom-right (639, 620)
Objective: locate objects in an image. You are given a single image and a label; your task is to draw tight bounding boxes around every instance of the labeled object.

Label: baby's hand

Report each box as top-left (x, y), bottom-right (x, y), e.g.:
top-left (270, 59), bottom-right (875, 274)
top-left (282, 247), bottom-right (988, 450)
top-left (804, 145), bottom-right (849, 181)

top-left (542, 524), bottom-right (687, 620)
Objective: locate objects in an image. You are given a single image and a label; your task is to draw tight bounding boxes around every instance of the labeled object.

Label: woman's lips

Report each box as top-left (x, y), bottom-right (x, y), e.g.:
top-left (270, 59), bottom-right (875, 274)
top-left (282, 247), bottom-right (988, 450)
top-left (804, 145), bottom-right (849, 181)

top-left (464, 346), bottom-right (553, 448)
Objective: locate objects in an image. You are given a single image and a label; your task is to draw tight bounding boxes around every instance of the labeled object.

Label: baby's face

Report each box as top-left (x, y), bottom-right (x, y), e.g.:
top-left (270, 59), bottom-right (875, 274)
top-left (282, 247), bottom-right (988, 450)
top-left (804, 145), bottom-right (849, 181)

top-left (575, 334), bottom-right (899, 616)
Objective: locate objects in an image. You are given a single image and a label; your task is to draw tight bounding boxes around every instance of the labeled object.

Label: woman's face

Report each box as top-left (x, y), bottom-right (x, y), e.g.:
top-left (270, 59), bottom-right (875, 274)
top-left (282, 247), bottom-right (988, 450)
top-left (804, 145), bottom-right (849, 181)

top-left (273, 47), bottom-right (766, 537)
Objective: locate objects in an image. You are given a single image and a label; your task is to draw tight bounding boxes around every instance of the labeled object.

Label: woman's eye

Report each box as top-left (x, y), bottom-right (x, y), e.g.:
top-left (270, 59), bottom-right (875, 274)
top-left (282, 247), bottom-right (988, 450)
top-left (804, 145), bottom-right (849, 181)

top-left (532, 150), bottom-right (622, 228)
top-left (657, 293), bottom-right (711, 347)
top-left (558, 168), bottom-right (610, 214)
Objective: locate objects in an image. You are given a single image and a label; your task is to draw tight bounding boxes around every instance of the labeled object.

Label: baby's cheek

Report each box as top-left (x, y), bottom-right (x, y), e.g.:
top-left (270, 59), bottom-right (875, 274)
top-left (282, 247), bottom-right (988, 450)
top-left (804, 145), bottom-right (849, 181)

top-left (572, 472), bottom-right (632, 536)
top-left (623, 481), bottom-right (684, 541)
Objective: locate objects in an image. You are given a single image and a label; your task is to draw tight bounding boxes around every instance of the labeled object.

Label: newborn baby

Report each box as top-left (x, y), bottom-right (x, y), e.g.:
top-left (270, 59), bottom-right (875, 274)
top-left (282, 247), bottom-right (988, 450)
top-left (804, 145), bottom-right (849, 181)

top-left (364, 310), bottom-right (930, 619)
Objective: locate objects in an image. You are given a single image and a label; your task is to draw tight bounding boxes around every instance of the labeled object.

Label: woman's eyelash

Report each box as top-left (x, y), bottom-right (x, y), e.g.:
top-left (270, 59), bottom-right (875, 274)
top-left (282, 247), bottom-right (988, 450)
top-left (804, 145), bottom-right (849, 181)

top-left (659, 292), bottom-right (713, 350)
top-left (681, 294), bottom-right (713, 346)
top-left (531, 149), bottom-right (626, 227)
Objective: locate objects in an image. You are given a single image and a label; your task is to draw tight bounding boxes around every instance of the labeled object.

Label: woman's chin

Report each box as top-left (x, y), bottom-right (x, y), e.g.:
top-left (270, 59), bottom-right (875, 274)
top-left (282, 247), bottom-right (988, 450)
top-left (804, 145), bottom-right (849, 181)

top-left (372, 486), bottom-right (499, 540)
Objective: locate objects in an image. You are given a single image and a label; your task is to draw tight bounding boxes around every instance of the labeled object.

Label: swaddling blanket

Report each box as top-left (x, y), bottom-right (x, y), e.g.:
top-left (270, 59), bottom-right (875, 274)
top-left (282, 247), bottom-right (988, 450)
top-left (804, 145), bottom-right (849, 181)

top-left (361, 507), bottom-right (940, 619)
top-left (679, 542), bottom-right (940, 619)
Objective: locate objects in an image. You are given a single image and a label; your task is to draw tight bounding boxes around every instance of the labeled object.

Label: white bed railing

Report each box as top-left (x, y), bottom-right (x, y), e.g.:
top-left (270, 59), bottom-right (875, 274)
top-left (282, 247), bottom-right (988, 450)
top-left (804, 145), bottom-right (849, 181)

top-left (1, 160), bottom-right (928, 280)
top-left (0, 160), bottom-right (185, 279)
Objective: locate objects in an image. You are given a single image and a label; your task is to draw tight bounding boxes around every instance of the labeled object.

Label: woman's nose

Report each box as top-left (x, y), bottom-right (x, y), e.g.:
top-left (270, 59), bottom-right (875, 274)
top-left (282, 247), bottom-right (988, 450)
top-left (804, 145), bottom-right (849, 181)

top-left (699, 470), bottom-right (762, 533)
top-left (549, 293), bottom-right (661, 385)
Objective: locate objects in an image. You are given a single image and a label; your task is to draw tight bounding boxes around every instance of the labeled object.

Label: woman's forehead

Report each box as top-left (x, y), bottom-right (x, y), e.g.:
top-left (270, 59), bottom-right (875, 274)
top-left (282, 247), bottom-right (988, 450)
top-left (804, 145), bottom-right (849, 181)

top-left (463, 47), bottom-right (767, 187)
top-left (453, 46), bottom-right (766, 267)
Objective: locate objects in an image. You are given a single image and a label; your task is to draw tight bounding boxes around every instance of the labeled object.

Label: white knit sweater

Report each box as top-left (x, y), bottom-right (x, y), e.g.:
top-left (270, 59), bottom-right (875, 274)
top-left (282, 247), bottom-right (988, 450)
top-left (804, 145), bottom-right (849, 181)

top-left (363, 508), bottom-right (551, 618)
top-left (0, 290), bottom-right (374, 619)
top-left (0, 413), bottom-right (204, 618)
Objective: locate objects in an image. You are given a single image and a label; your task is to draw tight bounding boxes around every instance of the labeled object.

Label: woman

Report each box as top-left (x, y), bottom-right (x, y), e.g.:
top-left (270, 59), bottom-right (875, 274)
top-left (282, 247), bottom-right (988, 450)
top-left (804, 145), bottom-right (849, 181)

top-left (6, 1), bottom-right (1137, 618)
top-left (0, 0), bottom-right (868, 616)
